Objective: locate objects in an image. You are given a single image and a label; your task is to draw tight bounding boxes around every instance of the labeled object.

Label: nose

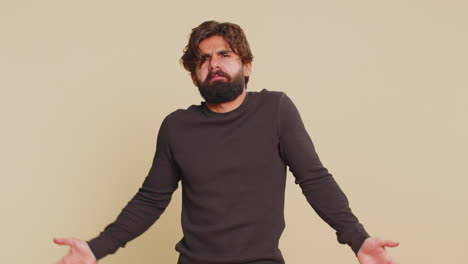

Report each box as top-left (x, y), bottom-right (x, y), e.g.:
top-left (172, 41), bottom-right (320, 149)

top-left (209, 56), bottom-right (220, 70)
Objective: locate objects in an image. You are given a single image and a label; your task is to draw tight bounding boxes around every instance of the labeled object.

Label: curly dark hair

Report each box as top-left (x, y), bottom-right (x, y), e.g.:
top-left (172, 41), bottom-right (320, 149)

top-left (181, 20), bottom-right (254, 84)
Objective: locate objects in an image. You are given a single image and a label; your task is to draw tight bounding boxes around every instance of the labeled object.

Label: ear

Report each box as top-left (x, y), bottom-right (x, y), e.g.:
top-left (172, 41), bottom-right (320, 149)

top-left (243, 62), bottom-right (252, 77)
top-left (191, 73), bottom-right (198, 87)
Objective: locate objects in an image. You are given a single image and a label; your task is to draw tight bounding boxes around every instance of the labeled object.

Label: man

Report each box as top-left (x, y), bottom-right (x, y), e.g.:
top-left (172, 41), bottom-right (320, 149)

top-left (54, 21), bottom-right (399, 264)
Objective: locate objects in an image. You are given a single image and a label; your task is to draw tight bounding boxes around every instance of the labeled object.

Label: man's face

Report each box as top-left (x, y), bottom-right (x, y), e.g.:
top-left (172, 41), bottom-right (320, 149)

top-left (192, 35), bottom-right (252, 104)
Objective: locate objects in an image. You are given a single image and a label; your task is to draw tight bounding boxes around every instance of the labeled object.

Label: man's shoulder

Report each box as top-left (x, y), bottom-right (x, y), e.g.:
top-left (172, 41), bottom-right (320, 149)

top-left (253, 89), bottom-right (301, 118)
top-left (251, 88), bottom-right (288, 104)
top-left (254, 88), bottom-right (286, 97)
top-left (163, 104), bottom-right (201, 123)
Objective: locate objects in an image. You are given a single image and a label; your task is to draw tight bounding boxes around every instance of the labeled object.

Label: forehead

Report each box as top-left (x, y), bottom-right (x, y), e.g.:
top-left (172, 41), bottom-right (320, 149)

top-left (198, 35), bottom-right (232, 53)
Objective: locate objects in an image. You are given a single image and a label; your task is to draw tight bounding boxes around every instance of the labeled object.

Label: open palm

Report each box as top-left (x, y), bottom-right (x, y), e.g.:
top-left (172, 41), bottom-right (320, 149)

top-left (54, 238), bottom-right (96, 264)
top-left (357, 237), bottom-right (399, 264)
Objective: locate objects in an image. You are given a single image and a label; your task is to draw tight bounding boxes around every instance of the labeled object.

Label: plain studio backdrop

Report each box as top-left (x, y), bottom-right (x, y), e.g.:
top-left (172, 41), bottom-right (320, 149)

top-left (1, 1), bottom-right (467, 263)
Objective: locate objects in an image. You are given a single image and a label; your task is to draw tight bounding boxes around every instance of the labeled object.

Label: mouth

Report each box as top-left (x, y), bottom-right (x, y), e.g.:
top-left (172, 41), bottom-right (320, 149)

top-left (207, 71), bottom-right (229, 82)
top-left (210, 74), bottom-right (226, 81)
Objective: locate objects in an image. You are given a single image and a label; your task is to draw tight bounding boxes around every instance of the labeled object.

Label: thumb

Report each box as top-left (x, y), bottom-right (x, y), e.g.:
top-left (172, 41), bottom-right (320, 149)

top-left (53, 238), bottom-right (77, 247)
top-left (380, 239), bottom-right (400, 248)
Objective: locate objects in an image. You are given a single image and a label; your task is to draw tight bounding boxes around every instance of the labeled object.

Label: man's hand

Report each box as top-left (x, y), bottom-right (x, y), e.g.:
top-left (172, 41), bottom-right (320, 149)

top-left (357, 237), bottom-right (399, 264)
top-left (54, 238), bottom-right (97, 264)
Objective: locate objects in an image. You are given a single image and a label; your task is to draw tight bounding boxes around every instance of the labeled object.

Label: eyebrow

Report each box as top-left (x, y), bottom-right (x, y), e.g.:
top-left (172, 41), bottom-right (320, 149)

top-left (200, 50), bottom-right (234, 59)
top-left (218, 50), bottom-right (234, 55)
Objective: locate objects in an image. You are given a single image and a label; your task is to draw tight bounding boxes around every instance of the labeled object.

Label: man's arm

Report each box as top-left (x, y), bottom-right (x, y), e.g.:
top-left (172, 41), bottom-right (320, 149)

top-left (55, 115), bottom-right (181, 262)
top-left (277, 93), bottom-right (398, 261)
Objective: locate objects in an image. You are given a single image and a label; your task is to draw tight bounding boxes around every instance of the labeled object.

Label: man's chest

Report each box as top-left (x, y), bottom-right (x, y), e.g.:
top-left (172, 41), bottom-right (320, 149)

top-left (170, 113), bottom-right (281, 187)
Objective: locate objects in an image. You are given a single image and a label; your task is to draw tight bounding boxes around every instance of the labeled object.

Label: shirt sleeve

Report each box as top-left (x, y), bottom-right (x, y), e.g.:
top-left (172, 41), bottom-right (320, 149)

top-left (277, 93), bottom-right (369, 254)
top-left (87, 115), bottom-right (181, 259)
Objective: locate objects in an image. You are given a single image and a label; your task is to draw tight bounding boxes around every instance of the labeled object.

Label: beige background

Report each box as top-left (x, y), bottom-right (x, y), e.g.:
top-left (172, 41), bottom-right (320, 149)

top-left (1, 0), bottom-right (467, 263)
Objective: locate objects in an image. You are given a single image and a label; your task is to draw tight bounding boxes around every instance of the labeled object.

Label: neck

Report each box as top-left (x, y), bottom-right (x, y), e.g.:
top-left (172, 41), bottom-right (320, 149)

top-left (205, 89), bottom-right (247, 113)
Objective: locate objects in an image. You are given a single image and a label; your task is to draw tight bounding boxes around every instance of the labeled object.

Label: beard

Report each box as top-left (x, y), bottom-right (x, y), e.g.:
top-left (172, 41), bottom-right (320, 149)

top-left (196, 68), bottom-right (245, 104)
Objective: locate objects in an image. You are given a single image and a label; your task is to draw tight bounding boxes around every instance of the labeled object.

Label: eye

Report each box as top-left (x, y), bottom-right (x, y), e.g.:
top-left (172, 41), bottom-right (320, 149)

top-left (200, 55), bottom-right (210, 62)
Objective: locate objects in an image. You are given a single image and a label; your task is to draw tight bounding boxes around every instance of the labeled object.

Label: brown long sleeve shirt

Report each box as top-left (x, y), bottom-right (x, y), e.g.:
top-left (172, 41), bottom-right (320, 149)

top-left (87, 89), bottom-right (369, 263)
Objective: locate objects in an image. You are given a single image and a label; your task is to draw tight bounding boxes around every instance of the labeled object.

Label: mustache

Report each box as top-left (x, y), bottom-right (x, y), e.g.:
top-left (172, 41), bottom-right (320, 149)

top-left (207, 70), bottom-right (230, 81)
